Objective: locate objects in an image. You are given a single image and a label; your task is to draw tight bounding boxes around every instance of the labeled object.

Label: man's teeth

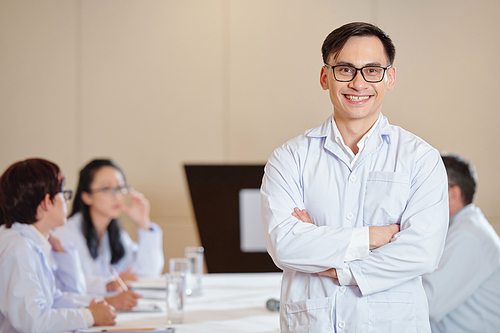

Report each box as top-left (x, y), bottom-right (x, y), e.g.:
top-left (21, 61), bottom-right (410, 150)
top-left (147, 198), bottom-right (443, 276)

top-left (345, 95), bottom-right (370, 101)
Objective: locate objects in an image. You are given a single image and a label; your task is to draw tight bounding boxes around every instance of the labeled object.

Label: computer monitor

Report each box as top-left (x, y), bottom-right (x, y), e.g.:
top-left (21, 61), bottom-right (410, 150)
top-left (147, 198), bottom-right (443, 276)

top-left (184, 164), bottom-right (281, 273)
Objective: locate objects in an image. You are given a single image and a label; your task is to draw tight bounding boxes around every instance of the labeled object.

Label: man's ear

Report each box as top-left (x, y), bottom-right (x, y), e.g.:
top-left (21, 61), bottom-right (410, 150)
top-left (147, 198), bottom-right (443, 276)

top-left (35, 193), bottom-right (52, 220)
top-left (386, 66), bottom-right (396, 91)
top-left (39, 193), bottom-right (52, 211)
top-left (449, 185), bottom-right (462, 202)
top-left (81, 191), bottom-right (93, 206)
top-left (320, 66), bottom-right (330, 90)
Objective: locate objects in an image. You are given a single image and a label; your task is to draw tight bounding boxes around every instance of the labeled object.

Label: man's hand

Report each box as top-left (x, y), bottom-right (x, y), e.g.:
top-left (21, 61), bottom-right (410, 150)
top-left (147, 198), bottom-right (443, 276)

top-left (105, 290), bottom-right (142, 310)
top-left (88, 299), bottom-right (116, 326)
top-left (318, 268), bottom-right (338, 279)
top-left (369, 224), bottom-right (400, 250)
top-left (292, 207), bottom-right (313, 224)
top-left (293, 207), bottom-right (400, 250)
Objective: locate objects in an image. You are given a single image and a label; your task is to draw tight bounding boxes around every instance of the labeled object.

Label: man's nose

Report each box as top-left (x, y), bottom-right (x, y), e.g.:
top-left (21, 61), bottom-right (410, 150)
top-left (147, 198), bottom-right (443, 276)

top-left (349, 69), bottom-right (368, 89)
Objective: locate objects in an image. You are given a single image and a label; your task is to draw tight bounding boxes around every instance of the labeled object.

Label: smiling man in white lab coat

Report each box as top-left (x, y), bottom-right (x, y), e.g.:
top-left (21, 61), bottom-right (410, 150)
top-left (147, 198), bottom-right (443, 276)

top-left (261, 22), bottom-right (449, 332)
top-left (423, 155), bottom-right (500, 332)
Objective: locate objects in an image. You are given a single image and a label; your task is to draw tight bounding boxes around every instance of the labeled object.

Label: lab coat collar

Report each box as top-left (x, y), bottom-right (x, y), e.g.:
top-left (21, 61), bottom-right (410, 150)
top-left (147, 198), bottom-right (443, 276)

top-left (10, 222), bottom-right (42, 246)
top-left (449, 203), bottom-right (476, 226)
top-left (306, 113), bottom-right (391, 169)
top-left (306, 113), bottom-right (391, 141)
top-left (29, 224), bottom-right (52, 257)
top-left (10, 222), bottom-right (57, 281)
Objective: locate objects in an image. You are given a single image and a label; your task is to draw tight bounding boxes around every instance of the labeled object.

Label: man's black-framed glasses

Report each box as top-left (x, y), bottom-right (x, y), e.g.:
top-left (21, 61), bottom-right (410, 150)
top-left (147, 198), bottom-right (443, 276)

top-left (324, 63), bottom-right (392, 83)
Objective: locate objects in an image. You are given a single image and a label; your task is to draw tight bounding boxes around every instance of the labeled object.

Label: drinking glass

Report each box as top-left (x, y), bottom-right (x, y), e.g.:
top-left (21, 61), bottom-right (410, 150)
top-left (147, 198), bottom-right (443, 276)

top-left (184, 246), bottom-right (204, 296)
top-left (165, 272), bottom-right (185, 324)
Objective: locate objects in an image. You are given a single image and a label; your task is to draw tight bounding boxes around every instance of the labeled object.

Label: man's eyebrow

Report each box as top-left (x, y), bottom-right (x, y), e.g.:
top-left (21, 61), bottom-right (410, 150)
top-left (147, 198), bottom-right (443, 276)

top-left (334, 61), bottom-right (383, 67)
top-left (334, 61), bottom-right (355, 66)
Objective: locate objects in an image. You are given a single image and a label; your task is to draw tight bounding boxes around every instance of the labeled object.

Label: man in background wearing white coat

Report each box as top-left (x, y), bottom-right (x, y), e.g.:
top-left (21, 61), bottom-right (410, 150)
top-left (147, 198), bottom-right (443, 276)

top-left (261, 22), bottom-right (449, 332)
top-left (423, 155), bottom-right (500, 332)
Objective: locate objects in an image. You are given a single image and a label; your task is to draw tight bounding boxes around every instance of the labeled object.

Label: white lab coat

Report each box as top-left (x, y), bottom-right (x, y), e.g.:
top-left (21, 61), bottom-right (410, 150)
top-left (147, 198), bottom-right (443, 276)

top-left (423, 204), bottom-right (500, 333)
top-left (53, 212), bottom-right (164, 295)
top-left (52, 246), bottom-right (88, 297)
top-left (0, 223), bottom-right (88, 333)
top-left (261, 115), bottom-right (449, 333)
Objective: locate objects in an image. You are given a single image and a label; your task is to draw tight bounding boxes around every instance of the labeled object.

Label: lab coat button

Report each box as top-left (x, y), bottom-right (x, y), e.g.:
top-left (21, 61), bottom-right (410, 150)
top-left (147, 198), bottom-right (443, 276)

top-left (349, 175), bottom-right (356, 182)
top-left (339, 286), bottom-right (346, 292)
top-left (338, 321), bottom-right (345, 329)
top-left (346, 213), bottom-right (354, 220)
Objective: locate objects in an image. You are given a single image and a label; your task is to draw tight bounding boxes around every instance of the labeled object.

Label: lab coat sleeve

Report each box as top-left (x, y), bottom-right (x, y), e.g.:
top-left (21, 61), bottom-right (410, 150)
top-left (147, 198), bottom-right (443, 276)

top-left (349, 149), bottom-right (449, 296)
top-left (0, 242), bottom-right (88, 332)
top-left (52, 246), bottom-right (87, 295)
top-left (114, 222), bottom-right (164, 277)
top-left (261, 144), bottom-right (354, 273)
top-left (423, 230), bottom-right (494, 322)
top-left (85, 275), bottom-right (115, 295)
top-left (53, 224), bottom-right (113, 295)
top-left (52, 288), bottom-right (92, 309)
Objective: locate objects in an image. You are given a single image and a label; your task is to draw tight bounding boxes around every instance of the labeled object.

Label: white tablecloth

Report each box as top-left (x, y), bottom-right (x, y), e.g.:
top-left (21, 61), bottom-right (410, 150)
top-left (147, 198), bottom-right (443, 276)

top-left (79, 272), bottom-right (282, 333)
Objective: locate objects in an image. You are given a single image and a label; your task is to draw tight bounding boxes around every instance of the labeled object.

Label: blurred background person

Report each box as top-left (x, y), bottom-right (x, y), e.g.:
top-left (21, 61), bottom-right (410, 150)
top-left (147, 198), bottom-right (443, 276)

top-left (423, 154), bottom-right (500, 332)
top-left (0, 158), bottom-right (116, 332)
top-left (53, 159), bottom-right (164, 310)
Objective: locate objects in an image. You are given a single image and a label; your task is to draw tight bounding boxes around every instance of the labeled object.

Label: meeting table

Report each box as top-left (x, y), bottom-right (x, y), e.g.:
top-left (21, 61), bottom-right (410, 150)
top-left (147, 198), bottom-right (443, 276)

top-left (75, 272), bottom-right (282, 333)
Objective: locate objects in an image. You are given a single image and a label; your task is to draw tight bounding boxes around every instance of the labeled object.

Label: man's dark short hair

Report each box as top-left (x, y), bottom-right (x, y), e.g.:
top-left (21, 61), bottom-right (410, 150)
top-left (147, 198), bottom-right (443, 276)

top-left (442, 154), bottom-right (477, 205)
top-left (322, 22), bottom-right (396, 66)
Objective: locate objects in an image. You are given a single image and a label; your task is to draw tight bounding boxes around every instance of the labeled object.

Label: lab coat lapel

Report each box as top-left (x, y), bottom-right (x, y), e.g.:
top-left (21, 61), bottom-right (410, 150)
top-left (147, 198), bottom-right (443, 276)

top-left (351, 116), bottom-right (391, 171)
top-left (307, 115), bottom-right (353, 169)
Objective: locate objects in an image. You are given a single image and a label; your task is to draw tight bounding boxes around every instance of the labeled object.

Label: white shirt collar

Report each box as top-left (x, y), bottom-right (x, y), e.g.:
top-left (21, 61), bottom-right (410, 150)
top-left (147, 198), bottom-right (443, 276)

top-left (331, 113), bottom-right (381, 166)
top-left (29, 224), bottom-right (52, 256)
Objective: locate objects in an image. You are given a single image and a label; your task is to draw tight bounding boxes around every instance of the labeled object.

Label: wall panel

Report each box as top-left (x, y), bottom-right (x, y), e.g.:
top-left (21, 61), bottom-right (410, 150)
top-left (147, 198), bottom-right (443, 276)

top-left (0, 0), bottom-right (78, 186)
top-left (1, 0), bottom-right (499, 270)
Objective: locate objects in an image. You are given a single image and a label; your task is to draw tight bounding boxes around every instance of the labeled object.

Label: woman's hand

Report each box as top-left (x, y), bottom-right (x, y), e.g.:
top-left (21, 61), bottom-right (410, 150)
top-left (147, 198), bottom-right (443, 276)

top-left (119, 266), bottom-right (138, 283)
top-left (106, 267), bottom-right (137, 292)
top-left (122, 188), bottom-right (151, 230)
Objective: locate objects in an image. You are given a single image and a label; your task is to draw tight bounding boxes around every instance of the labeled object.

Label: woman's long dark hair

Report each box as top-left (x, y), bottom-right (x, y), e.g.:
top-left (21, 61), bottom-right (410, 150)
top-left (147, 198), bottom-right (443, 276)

top-left (70, 159), bottom-right (125, 264)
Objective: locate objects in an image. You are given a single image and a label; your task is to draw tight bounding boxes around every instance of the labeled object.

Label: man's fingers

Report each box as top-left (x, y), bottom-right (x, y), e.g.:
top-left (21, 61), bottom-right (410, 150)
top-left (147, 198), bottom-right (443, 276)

top-left (292, 207), bottom-right (313, 223)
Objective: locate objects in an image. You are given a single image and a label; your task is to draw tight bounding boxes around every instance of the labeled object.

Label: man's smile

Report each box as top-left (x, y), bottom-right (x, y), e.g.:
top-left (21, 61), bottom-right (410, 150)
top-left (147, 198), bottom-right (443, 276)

top-left (344, 94), bottom-right (371, 102)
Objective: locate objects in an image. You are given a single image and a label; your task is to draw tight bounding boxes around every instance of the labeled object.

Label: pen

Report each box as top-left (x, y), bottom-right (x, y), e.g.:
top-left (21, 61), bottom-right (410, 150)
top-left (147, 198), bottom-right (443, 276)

top-left (100, 329), bottom-right (175, 332)
top-left (110, 267), bottom-right (129, 292)
top-left (101, 329), bottom-right (155, 332)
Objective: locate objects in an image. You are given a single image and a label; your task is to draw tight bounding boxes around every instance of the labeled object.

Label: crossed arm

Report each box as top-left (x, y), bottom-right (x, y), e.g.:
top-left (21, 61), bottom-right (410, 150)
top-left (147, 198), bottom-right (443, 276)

top-left (291, 207), bottom-right (400, 279)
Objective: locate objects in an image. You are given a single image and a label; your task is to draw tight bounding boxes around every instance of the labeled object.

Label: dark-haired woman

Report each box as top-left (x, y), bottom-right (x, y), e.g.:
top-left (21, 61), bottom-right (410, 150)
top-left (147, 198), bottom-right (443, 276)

top-left (0, 158), bottom-right (116, 332)
top-left (53, 159), bottom-right (164, 297)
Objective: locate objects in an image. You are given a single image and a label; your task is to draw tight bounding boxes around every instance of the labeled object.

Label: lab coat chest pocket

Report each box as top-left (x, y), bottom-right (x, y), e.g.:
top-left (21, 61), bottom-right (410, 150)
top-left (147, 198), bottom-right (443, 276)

top-left (363, 172), bottom-right (410, 226)
top-left (285, 297), bottom-right (333, 332)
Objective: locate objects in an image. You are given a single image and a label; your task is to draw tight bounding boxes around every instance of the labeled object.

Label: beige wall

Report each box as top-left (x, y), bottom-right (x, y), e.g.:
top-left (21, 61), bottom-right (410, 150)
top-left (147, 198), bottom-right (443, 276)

top-left (1, 0), bottom-right (499, 272)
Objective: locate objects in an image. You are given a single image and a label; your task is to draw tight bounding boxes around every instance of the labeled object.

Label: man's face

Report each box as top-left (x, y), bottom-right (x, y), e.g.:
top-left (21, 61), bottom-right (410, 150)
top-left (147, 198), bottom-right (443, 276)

top-left (320, 36), bottom-right (396, 126)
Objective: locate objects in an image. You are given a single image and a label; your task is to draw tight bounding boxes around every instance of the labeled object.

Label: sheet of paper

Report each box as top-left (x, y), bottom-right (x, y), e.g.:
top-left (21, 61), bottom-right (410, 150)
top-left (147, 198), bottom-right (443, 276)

top-left (130, 277), bottom-right (166, 290)
top-left (117, 303), bottom-right (162, 313)
top-left (78, 328), bottom-right (174, 333)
